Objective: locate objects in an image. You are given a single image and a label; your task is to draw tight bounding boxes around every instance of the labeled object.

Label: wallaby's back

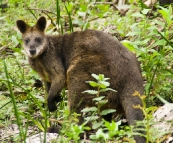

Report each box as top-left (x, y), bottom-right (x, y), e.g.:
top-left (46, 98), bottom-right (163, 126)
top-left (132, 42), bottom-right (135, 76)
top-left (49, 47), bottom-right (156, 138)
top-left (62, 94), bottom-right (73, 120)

top-left (60, 29), bottom-right (144, 122)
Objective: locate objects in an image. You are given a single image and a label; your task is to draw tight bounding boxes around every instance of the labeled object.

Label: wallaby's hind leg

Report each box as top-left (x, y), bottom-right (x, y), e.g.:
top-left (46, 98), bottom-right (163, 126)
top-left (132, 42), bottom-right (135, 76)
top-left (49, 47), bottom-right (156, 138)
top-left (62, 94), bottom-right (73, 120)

top-left (67, 73), bottom-right (94, 125)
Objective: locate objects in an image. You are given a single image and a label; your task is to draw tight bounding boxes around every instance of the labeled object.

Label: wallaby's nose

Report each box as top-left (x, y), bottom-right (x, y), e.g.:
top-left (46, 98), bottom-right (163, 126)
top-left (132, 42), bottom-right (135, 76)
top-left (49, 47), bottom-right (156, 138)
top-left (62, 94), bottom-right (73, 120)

top-left (30, 45), bottom-right (36, 55)
top-left (29, 49), bottom-right (36, 55)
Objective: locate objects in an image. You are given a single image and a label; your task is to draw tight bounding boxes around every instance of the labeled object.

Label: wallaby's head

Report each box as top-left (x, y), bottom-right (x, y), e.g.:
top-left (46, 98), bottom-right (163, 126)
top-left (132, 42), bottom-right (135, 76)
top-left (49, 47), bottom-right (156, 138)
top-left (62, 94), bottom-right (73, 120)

top-left (16, 17), bottom-right (47, 58)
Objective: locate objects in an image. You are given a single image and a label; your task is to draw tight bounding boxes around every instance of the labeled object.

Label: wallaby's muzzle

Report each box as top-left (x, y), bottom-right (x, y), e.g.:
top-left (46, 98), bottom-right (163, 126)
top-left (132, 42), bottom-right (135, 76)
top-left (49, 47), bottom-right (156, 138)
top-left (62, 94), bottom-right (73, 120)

top-left (29, 45), bottom-right (36, 55)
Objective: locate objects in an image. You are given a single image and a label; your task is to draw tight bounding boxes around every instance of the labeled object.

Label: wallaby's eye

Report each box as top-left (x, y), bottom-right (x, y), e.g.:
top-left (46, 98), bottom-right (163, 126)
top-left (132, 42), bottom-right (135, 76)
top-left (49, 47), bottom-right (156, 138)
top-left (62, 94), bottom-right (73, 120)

top-left (24, 39), bottom-right (30, 45)
top-left (35, 37), bottom-right (42, 43)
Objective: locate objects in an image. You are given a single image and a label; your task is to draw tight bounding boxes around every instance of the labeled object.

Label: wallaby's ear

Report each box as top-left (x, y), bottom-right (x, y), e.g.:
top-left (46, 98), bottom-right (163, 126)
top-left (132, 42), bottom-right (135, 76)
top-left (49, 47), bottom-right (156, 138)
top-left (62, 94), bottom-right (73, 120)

top-left (16, 20), bottom-right (29, 34)
top-left (35, 16), bottom-right (46, 32)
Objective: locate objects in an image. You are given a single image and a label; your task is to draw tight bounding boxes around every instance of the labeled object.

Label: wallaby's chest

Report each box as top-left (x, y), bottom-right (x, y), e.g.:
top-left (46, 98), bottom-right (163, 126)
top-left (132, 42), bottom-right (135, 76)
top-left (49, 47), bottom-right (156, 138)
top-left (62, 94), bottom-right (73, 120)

top-left (29, 58), bottom-right (51, 82)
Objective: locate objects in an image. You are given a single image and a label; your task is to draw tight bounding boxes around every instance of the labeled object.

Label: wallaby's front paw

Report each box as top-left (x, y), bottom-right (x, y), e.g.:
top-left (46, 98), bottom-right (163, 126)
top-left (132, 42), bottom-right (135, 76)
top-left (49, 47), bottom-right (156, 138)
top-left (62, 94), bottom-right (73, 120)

top-left (48, 101), bottom-right (57, 112)
top-left (54, 94), bottom-right (62, 103)
top-left (48, 125), bottom-right (62, 133)
top-left (48, 97), bottom-right (57, 112)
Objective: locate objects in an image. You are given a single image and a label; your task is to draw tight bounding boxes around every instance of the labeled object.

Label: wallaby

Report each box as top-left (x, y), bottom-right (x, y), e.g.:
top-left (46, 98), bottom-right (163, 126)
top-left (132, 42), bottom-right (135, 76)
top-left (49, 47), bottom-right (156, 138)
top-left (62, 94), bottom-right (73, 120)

top-left (16, 16), bottom-right (145, 142)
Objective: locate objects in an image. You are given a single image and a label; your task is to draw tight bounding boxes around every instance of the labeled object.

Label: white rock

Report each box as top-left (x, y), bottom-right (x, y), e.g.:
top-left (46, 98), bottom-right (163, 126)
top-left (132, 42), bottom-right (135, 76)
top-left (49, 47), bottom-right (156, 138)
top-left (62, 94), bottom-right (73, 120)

top-left (152, 104), bottom-right (173, 142)
top-left (26, 132), bottom-right (58, 143)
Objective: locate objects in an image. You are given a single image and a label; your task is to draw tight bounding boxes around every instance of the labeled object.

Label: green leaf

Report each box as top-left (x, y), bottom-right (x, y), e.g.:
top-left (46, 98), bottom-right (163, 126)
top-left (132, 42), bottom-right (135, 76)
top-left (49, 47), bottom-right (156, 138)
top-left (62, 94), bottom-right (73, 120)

top-left (100, 84), bottom-right (106, 89)
top-left (82, 90), bottom-right (98, 94)
top-left (156, 94), bottom-right (173, 109)
top-left (98, 74), bottom-right (104, 81)
top-left (81, 107), bottom-right (97, 112)
top-left (11, 35), bottom-right (19, 47)
top-left (145, 106), bottom-right (157, 113)
top-left (66, 2), bottom-right (73, 12)
top-left (12, 48), bottom-right (21, 53)
top-left (104, 120), bottom-right (121, 131)
top-left (131, 12), bottom-right (144, 18)
top-left (141, 9), bottom-right (151, 15)
top-left (92, 121), bottom-right (104, 129)
top-left (158, 6), bottom-right (172, 25)
top-left (78, 11), bottom-right (86, 17)
top-left (159, 10), bottom-right (168, 20)
top-left (104, 78), bottom-right (110, 81)
top-left (96, 128), bottom-right (109, 139)
top-left (93, 96), bottom-right (105, 101)
top-left (87, 81), bottom-right (98, 87)
top-left (90, 135), bottom-right (97, 140)
top-left (105, 120), bottom-right (116, 131)
top-left (153, 39), bottom-right (165, 46)
top-left (100, 81), bottom-right (110, 88)
top-left (122, 40), bottom-right (135, 52)
top-left (83, 126), bottom-right (91, 131)
top-left (84, 116), bottom-right (99, 121)
top-left (91, 73), bottom-right (99, 80)
top-left (101, 109), bottom-right (116, 115)
top-left (73, 19), bottom-right (85, 26)
top-left (100, 88), bottom-right (116, 92)
top-left (97, 100), bottom-right (108, 106)
top-left (80, 4), bottom-right (87, 12)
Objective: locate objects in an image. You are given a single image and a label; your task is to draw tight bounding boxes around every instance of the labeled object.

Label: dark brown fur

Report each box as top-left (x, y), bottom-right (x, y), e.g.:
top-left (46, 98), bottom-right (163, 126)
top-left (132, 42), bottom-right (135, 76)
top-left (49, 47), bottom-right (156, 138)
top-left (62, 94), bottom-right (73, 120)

top-left (16, 17), bottom-right (145, 142)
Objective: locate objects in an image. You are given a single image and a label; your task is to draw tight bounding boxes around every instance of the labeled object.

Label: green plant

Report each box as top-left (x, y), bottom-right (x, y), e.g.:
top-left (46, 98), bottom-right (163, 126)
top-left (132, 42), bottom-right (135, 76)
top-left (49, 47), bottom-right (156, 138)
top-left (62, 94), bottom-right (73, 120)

top-left (58, 108), bottom-right (89, 142)
top-left (81, 74), bottom-right (135, 142)
top-left (122, 6), bottom-right (173, 106)
top-left (132, 91), bottom-right (173, 142)
top-left (3, 60), bottom-right (26, 142)
top-left (1, 57), bottom-right (52, 142)
top-left (82, 73), bottom-right (116, 125)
